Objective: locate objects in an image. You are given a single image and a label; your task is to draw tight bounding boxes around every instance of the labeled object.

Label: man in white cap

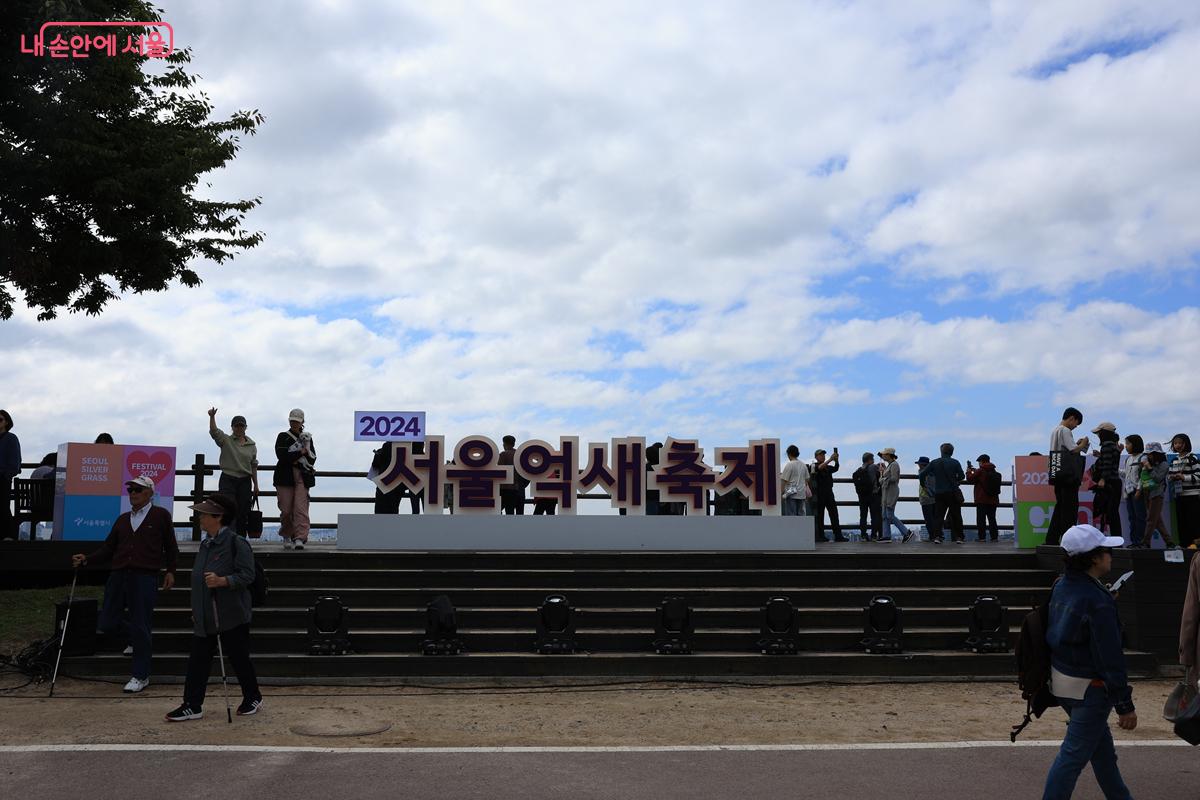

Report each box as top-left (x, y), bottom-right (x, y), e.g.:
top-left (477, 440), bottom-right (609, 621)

top-left (1042, 524), bottom-right (1136, 798)
top-left (71, 475), bottom-right (178, 693)
top-left (273, 408), bottom-right (316, 549)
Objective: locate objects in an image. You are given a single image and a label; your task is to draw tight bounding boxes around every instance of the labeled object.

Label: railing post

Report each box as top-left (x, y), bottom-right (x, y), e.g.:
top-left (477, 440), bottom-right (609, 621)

top-left (191, 452), bottom-right (206, 541)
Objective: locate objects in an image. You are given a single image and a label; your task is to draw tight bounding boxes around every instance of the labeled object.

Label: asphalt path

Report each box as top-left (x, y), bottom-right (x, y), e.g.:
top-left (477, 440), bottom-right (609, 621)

top-left (0, 743), bottom-right (1195, 799)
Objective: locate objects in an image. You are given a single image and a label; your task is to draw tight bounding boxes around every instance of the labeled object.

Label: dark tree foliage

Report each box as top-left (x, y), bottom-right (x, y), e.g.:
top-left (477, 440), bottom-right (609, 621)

top-left (0, 0), bottom-right (264, 320)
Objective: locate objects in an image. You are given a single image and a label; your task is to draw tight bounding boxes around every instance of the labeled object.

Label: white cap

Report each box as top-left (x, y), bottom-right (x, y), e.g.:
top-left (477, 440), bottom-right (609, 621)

top-left (125, 475), bottom-right (155, 491)
top-left (288, 408), bottom-right (305, 423)
top-left (1061, 523), bottom-right (1124, 555)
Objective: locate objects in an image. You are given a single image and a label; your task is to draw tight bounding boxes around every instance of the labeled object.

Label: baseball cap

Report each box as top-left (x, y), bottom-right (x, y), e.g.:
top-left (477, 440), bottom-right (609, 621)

top-left (1091, 421), bottom-right (1117, 433)
top-left (125, 475), bottom-right (155, 491)
top-left (814, 448), bottom-right (826, 456)
top-left (915, 456), bottom-right (930, 466)
top-left (231, 415), bottom-right (247, 427)
top-left (288, 408), bottom-right (305, 423)
top-left (1061, 524), bottom-right (1124, 555)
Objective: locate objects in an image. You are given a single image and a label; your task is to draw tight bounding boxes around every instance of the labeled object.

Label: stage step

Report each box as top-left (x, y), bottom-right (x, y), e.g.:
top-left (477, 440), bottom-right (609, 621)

top-left (61, 649), bottom-right (1160, 680)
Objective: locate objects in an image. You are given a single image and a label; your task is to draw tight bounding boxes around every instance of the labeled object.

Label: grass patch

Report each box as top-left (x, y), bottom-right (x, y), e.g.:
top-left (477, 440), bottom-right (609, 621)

top-left (0, 586), bottom-right (105, 656)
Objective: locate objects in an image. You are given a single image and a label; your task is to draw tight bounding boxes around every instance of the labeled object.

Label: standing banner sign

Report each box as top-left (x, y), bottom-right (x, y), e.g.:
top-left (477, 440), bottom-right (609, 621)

top-left (52, 442), bottom-right (176, 541)
top-left (1011, 454), bottom-right (1096, 548)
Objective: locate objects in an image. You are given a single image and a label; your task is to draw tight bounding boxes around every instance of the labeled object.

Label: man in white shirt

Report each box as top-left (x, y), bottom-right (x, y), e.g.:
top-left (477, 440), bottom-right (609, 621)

top-left (780, 445), bottom-right (810, 516)
top-left (1046, 407), bottom-right (1090, 546)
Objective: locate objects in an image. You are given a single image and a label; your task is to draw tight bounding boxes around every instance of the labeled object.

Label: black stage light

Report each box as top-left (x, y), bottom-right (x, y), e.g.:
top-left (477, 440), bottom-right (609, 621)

top-left (308, 595), bottom-right (351, 655)
top-left (966, 594), bottom-right (1010, 653)
top-left (861, 594), bottom-right (903, 654)
top-left (536, 594), bottom-right (576, 654)
top-left (653, 596), bottom-right (693, 654)
top-left (757, 596), bottom-right (799, 655)
top-left (422, 594), bottom-right (464, 655)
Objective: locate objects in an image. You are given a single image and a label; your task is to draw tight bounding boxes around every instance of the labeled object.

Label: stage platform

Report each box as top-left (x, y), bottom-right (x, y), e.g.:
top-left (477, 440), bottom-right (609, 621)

top-left (1, 540), bottom-right (1173, 681)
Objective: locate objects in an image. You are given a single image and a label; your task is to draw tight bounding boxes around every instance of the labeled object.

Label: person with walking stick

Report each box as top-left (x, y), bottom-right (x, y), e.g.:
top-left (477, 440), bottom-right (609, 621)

top-left (165, 493), bottom-right (262, 722)
top-left (71, 475), bottom-right (177, 694)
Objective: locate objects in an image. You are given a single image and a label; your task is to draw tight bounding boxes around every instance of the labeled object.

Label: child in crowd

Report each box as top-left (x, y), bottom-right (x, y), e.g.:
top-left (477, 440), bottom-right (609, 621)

top-left (1123, 435), bottom-right (1146, 546)
top-left (1137, 443), bottom-right (1175, 548)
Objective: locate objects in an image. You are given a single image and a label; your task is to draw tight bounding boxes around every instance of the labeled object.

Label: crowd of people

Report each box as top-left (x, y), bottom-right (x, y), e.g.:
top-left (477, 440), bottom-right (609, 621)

top-left (3, 405), bottom-right (1197, 549)
top-left (1043, 407), bottom-right (1198, 550)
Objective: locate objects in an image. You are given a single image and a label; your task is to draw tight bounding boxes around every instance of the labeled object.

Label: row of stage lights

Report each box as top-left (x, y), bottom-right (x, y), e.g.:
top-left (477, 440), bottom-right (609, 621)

top-left (307, 594), bottom-right (1012, 656)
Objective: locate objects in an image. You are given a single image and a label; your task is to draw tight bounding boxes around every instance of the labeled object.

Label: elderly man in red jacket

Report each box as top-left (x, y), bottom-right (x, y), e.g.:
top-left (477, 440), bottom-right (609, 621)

top-left (72, 475), bottom-right (178, 693)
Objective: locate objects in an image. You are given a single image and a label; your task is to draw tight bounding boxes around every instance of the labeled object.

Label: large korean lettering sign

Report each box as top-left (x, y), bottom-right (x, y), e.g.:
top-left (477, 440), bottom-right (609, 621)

top-left (370, 435), bottom-right (781, 515)
top-left (53, 442), bottom-right (176, 540)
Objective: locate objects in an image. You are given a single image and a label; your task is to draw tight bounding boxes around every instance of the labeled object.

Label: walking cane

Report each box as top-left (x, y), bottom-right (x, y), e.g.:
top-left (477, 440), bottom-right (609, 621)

top-left (212, 598), bottom-right (233, 723)
top-left (49, 566), bottom-right (79, 697)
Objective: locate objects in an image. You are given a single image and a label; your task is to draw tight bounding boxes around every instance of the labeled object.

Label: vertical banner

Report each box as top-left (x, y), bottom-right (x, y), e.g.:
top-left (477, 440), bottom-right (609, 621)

top-left (1011, 455), bottom-right (1096, 548)
top-left (53, 442), bottom-right (176, 541)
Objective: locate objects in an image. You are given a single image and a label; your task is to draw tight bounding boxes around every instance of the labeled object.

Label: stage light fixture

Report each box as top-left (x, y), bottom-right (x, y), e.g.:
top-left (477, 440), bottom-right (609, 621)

top-left (536, 594), bottom-right (576, 654)
top-left (861, 594), bottom-right (903, 654)
top-left (653, 596), bottom-right (693, 654)
top-left (308, 595), bottom-right (351, 655)
top-left (757, 596), bottom-right (799, 655)
top-left (422, 594), bottom-right (464, 655)
top-left (966, 594), bottom-right (1009, 653)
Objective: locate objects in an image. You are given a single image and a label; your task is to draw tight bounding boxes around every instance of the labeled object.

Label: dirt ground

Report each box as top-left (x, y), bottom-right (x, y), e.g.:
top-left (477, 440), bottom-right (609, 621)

top-left (0, 677), bottom-right (1183, 748)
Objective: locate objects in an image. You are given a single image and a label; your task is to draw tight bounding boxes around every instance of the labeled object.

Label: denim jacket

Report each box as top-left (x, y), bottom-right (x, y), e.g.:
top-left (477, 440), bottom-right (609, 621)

top-left (1046, 569), bottom-right (1134, 714)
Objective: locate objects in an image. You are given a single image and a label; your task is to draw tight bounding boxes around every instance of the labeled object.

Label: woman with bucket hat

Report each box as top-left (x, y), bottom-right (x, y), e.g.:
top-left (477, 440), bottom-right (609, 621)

top-left (165, 493), bottom-right (262, 722)
top-left (274, 408), bottom-right (316, 549)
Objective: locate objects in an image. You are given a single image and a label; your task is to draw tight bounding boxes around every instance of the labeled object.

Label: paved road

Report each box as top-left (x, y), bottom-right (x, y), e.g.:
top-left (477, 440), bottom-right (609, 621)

top-left (1, 743), bottom-right (1194, 799)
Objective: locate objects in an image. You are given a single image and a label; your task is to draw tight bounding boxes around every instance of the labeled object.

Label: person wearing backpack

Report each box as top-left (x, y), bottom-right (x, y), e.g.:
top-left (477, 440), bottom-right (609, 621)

top-left (965, 454), bottom-right (1001, 542)
top-left (851, 453), bottom-right (881, 540)
top-left (166, 493), bottom-right (263, 722)
top-left (1042, 524), bottom-right (1136, 799)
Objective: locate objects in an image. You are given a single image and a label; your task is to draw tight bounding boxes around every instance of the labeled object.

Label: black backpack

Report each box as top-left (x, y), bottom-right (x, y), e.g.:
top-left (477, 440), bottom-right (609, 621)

top-left (234, 536), bottom-right (269, 607)
top-left (852, 466), bottom-right (874, 496)
top-left (985, 469), bottom-right (1003, 498)
top-left (1010, 596), bottom-right (1058, 741)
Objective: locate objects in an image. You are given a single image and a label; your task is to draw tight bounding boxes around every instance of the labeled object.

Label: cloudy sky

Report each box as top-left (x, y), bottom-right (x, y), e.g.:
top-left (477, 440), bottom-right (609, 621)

top-left (6, 0), bottom-right (1200, 518)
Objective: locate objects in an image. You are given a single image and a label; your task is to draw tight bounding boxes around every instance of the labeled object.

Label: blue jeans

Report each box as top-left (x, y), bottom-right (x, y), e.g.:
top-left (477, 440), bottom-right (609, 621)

top-left (1043, 685), bottom-right (1132, 799)
top-left (98, 570), bottom-right (159, 680)
top-left (1125, 495), bottom-right (1147, 545)
top-left (783, 497), bottom-right (803, 516)
top-left (882, 503), bottom-right (909, 539)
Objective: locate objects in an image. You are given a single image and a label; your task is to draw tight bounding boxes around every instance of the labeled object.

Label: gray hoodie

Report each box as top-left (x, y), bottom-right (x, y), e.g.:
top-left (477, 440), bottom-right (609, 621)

top-left (190, 526), bottom-right (255, 636)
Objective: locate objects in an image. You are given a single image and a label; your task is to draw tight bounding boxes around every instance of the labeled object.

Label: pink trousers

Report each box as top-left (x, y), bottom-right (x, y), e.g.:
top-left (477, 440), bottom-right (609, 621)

top-left (276, 467), bottom-right (310, 542)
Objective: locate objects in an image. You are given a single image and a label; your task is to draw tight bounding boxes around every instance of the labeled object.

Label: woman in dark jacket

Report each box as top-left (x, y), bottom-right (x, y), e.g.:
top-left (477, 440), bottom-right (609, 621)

top-left (1043, 524), bottom-right (1136, 799)
top-left (274, 408), bottom-right (316, 549)
top-left (165, 493), bottom-right (262, 721)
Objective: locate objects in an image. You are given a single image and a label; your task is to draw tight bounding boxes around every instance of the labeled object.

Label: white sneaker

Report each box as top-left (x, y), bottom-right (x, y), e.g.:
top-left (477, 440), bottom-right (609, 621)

top-left (282, 539), bottom-right (294, 550)
top-left (123, 677), bottom-right (150, 693)
top-left (294, 541), bottom-right (304, 551)
top-left (122, 645), bottom-right (133, 656)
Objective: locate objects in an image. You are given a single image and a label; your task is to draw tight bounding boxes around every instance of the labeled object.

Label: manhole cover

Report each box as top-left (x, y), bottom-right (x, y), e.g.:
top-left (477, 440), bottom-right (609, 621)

top-left (290, 715), bottom-right (393, 738)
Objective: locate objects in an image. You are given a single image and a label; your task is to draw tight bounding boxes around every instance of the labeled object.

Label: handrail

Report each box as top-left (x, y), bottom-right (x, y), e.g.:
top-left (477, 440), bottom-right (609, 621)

top-left (18, 456), bottom-right (1019, 539)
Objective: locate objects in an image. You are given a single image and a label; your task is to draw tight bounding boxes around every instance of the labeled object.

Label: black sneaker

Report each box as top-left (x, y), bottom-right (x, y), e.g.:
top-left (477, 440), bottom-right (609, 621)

top-left (902, 531), bottom-right (914, 544)
top-left (165, 704), bottom-right (203, 722)
top-left (932, 538), bottom-right (942, 544)
top-left (237, 698), bottom-right (264, 716)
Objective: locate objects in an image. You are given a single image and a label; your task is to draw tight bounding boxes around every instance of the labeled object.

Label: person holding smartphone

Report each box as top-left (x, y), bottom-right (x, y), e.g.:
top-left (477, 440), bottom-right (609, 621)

top-left (810, 447), bottom-right (845, 542)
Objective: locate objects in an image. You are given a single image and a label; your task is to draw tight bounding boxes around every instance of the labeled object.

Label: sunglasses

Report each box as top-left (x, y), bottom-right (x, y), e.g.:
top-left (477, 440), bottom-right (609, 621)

top-left (126, 486), bottom-right (151, 494)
